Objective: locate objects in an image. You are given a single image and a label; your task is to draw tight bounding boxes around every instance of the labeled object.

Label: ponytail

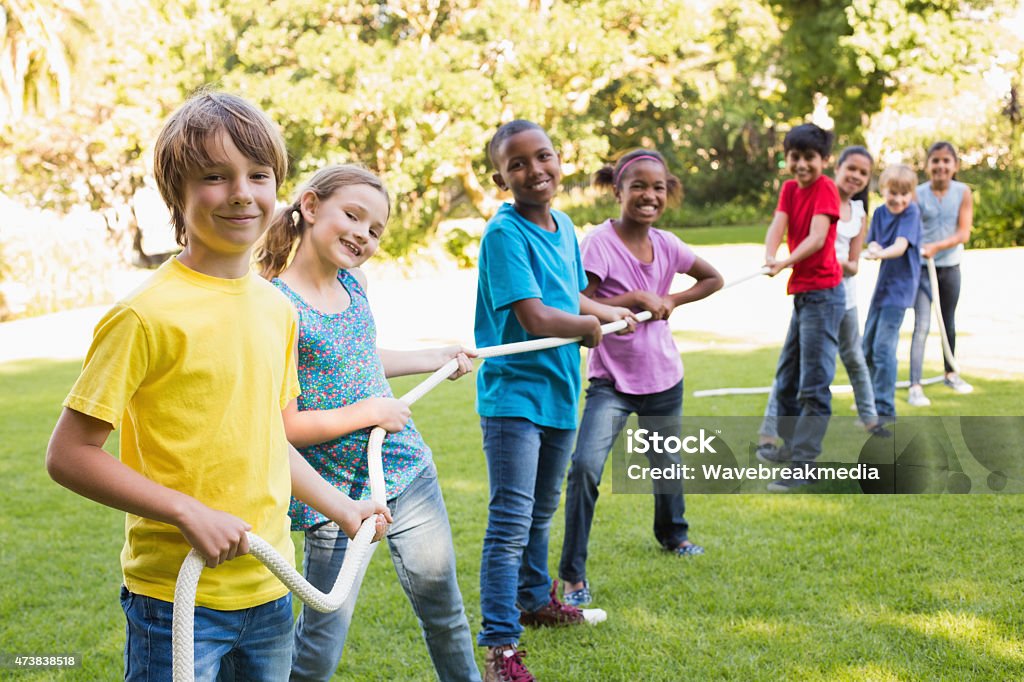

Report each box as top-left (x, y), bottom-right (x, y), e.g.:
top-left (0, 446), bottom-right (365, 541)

top-left (255, 202), bottom-right (304, 279)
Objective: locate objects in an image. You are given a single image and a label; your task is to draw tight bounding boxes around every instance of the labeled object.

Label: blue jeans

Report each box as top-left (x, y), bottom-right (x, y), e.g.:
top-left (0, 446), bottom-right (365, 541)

top-left (291, 464), bottom-right (479, 682)
top-left (910, 264), bottom-right (961, 383)
top-left (863, 304), bottom-right (907, 420)
top-left (760, 303), bottom-right (877, 436)
top-left (559, 379), bottom-right (688, 584)
top-left (772, 284), bottom-right (845, 463)
top-left (478, 417), bottom-right (576, 647)
top-left (121, 586), bottom-right (292, 681)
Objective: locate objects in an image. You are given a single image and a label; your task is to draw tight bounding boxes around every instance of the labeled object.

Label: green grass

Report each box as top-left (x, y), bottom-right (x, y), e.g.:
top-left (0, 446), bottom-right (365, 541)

top-left (664, 224), bottom-right (764, 246)
top-left (2, 354), bottom-right (1023, 680)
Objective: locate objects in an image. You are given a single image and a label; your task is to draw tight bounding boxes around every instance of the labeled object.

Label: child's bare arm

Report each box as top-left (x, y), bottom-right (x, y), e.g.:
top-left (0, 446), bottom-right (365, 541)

top-left (46, 407), bottom-right (252, 568)
top-left (768, 214), bottom-right (831, 275)
top-left (579, 294), bottom-right (637, 333)
top-left (844, 220), bottom-right (866, 276)
top-left (581, 275), bottom-right (666, 321)
top-left (865, 236), bottom-right (909, 260)
top-left (763, 211), bottom-right (789, 272)
top-left (379, 346), bottom-right (475, 380)
top-left (288, 445), bottom-right (390, 541)
top-left (510, 298), bottom-right (603, 347)
top-left (667, 257), bottom-right (725, 310)
top-left (283, 397), bottom-right (411, 447)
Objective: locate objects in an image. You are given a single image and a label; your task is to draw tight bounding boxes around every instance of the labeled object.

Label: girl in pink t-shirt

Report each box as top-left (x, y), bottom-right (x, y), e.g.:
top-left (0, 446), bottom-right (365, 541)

top-left (558, 150), bottom-right (724, 607)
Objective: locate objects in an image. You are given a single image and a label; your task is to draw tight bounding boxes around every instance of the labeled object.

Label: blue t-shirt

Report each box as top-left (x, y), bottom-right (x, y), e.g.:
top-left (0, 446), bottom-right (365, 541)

top-left (474, 203), bottom-right (587, 430)
top-left (867, 202), bottom-right (922, 309)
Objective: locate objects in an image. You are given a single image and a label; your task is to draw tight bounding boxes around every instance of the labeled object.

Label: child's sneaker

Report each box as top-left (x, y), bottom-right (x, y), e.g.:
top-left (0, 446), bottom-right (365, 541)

top-left (520, 581), bottom-right (584, 627)
top-left (767, 463), bottom-right (816, 492)
top-left (670, 541), bottom-right (705, 556)
top-left (562, 581), bottom-right (592, 607)
top-left (484, 644), bottom-right (534, 682)
top-left (755, 442), bottom-right (789, 464)
top-left (907, 385), bottom-right (931, 407)
top-left (520, 581), bottom-right (606, 627)
top-left (944, 373), bottom-right (974, 394)
top-left (866, 423), bottom-right (893, 438)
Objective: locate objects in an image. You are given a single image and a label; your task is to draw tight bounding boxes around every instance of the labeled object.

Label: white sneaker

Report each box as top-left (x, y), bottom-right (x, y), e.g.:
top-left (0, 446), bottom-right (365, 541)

top-left (907, 385), bottom-right (931, 407)
top-left (944, 373), bottom-right (974, 394)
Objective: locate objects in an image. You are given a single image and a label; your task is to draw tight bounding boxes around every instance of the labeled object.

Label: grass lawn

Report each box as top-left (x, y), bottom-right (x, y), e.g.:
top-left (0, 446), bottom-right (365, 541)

top-left (663, 224), bottom-right (764, 246)
top-left (2, 351), bottom-right (1022, 681)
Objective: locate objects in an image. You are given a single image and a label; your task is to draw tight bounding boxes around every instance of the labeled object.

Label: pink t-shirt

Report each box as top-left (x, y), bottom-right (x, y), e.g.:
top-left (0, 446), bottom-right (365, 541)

top-left (581, 220), bottom-right (697, 395)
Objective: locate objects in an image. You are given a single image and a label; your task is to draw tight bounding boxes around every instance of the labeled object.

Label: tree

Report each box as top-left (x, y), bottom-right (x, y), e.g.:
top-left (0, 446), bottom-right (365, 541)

top-left (0, 0), bottom-right (84, 123)
top-left (3, 0), bottom-right (1020, 263)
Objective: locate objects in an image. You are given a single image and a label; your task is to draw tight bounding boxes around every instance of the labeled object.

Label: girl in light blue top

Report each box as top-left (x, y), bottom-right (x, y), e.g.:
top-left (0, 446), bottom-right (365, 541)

top-left (907, 142), bottom-right (974, 406)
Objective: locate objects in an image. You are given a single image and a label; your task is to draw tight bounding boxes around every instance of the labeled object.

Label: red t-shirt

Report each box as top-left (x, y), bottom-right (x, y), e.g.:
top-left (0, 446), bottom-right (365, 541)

top-left (775, 175), bottom-right (842, 294)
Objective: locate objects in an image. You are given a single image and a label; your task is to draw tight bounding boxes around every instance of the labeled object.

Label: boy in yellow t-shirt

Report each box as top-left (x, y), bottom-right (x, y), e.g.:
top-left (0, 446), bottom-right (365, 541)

top-left (45, 91), bottom-right (389, 680)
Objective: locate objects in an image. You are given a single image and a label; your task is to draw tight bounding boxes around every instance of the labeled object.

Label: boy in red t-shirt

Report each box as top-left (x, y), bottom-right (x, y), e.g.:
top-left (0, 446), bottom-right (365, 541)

top-left (756, 123), bottom-right (846, 491)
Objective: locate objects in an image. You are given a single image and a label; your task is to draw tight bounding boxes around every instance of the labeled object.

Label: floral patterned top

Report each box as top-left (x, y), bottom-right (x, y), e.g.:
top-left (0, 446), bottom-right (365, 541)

top-left (273, 269), bottom-right (431, 530)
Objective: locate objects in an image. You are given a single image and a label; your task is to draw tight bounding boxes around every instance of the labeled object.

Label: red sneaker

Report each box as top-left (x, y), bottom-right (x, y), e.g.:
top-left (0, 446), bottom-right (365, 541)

top-left (519, 580), bottom-right (585, 627)
top-left (484, 644), bottom-right (535, 682)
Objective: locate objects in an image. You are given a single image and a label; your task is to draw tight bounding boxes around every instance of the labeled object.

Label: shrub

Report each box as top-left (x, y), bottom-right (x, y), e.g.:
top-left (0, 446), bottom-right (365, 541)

top-left (969, 172), bottom-right (1024, 249)
top-left (554, 189), bottom-right (766, 230)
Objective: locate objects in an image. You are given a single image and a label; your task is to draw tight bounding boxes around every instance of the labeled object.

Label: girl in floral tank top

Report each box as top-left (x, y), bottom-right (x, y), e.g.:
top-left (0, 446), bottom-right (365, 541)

top-left (275, 268), bottom-right (429, 522)
top-left (256, 165), bottom-right (480, 681)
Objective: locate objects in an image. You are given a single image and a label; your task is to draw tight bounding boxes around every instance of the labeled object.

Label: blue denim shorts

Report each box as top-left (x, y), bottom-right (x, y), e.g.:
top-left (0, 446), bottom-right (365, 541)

top-left (120, 585), bottom-right (292, 681)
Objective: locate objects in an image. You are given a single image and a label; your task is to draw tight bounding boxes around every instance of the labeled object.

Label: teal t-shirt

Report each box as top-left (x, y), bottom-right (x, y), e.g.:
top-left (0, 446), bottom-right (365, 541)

top-left (474, 203), bottom-right (587, 430)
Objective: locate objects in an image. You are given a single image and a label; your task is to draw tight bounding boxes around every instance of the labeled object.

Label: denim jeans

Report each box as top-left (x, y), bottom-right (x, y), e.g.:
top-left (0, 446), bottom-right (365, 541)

top-left (121, 586), bottom-right (292, 681)
top-left (760, 303), bottom-right (877, 436)
top-left (478, 417), bottom-right (576, 647)
top-left (291, 464), bottom-right (479, 682)
top-left (559, 379), bottom-right (688, 584)
top-left (863, 304), bottom-right (908, 420)
top-left (771, 284), bottom-right (845, 463)
top-left (910, 264), bottom-right (961, 383)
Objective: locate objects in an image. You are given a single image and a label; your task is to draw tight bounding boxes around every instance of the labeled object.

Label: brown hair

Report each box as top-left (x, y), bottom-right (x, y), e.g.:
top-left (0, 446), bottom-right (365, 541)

top-left (254, 164), bottom-right (390, 280)
top-left (926, 141), bottom-right (958, 164)
top-left (878, 164), bottom-right (918, 196)
top-left (152, 89), bottom-right (288, 247)
top-left (593, 149), bottom-right (683, 204)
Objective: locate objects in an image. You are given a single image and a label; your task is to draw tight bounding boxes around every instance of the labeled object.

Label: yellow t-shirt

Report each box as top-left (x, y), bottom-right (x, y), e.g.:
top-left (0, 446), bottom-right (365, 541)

top-left (64, 258), bottom-right (300, 609)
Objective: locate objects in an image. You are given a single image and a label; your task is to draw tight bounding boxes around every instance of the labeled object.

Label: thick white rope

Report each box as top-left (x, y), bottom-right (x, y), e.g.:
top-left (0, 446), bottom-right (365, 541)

top-left (172, 310), bottom-right (649, 679)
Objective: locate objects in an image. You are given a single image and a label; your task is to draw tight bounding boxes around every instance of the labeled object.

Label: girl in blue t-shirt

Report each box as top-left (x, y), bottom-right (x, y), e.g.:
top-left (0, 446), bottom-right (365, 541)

top-left (255, 165), bottom-right (480, 682)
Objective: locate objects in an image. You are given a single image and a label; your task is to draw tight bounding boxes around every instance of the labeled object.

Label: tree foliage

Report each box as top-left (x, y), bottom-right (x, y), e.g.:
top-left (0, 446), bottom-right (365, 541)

top-left (1, 0), bottom-right (1019, 261)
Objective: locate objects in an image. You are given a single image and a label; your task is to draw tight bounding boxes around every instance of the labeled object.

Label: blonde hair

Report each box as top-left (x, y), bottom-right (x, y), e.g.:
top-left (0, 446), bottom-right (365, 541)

top-left (153, 89), bottom-right (287, 247)
top-left (879, 164), bottom-right (918, 196)
top-left (255, 164), bottom-right (390, 280)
